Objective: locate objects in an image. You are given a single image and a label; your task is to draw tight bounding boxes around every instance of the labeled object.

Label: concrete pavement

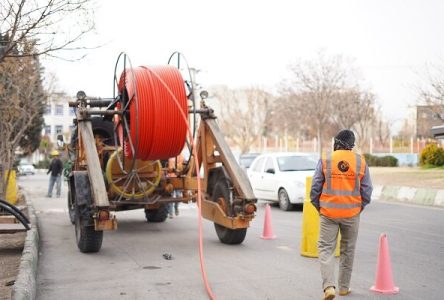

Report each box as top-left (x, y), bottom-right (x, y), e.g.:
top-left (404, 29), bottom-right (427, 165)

top-left (12, 173), bottom-right (444, 300)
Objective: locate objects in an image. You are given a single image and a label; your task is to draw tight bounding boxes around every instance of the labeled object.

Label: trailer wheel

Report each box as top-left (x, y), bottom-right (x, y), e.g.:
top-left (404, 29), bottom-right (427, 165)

top-left (67, 185), bottom-right (75, 225)
top-left (71, 117), bottom-right (116, 148)
top-left (212, 179), bottom-right (247, 245)
top-left (145, 204), bottom-right (169, 222)
top-left (74, 205), bottom-right (103, 253)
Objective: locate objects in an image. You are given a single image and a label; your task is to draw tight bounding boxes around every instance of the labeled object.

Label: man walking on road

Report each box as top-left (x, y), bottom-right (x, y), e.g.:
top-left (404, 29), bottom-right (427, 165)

top-left (46, 150), bottom-right (63, 198)
top-left (310, 129), bottom-right (373, 300)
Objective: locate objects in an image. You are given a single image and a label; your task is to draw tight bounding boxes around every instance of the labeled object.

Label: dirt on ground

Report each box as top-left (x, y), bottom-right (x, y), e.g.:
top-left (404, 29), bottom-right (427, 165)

top-left (0, 194), bottom-right (27, 300)
top-left (370, 166), bottom-right (444, 189)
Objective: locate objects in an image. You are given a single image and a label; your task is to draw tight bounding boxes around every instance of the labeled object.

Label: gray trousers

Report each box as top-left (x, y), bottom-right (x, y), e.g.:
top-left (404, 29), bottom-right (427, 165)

top-left (318, 214), bottom-right (360, 291)
top-left (47, 175), bottom-right (61, 197)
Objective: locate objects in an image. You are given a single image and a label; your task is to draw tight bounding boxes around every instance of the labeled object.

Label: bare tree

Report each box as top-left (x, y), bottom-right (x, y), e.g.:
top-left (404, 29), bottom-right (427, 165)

top-left (353, 92), bottom-right (376, 151)
top-left (272, 94), bottom-right (303, 136)
top-left (331, 89), bottom-right (363, 129)
top-left (0, 53), bottom-right (45, 197)
top-left (418, 64), bottom-right (444, 121)
top-left (280, 52), bottom-right (353, 154)
top-left (372, 108), bottom-right (391, 149)
top-left (212, 86), bottom-right (273, 153)
top-left (0, 0), bottom-right (95, 61)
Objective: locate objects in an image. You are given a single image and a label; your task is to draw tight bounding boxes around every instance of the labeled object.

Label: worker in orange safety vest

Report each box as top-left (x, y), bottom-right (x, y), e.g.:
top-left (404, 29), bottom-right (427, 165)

top-left (310, 129), bottom-right (373, 300)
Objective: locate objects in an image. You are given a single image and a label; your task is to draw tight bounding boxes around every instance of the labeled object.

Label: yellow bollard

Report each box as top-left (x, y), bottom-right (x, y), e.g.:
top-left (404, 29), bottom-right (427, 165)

top-left (4, 170), bottom-right (18, 205)
top-left (300, 176), bottom-right (340, 257)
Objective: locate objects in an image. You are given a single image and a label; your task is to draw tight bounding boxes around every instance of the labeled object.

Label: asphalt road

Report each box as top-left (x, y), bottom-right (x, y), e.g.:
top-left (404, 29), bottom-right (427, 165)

top-left (19, 173), bottom-right (444, 300)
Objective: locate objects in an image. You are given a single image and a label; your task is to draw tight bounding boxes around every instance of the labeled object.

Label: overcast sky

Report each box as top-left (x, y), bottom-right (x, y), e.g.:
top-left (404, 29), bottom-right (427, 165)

top-left (45, 0), bottom-right (444, 131)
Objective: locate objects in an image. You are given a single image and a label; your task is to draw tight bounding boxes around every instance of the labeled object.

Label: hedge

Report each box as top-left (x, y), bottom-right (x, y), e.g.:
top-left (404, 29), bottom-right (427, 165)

top-left (363, 154), bottom-right (398, 167)
top-left (420, 144), bottom-right (444, 167)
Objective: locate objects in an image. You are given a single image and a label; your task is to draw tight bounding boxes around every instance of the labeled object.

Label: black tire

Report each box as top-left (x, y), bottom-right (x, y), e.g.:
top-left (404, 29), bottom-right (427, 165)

top-left (71, 117), bottom-right (116, 148)
top-left (278, 188), bottom-right (293, 211)
top-left (145, 204), bottom-right (169, 222)
top-left (212, 179), bottom-right (247, 245)
top-left (74, 205), bottom-right (103, 253)
top-left (67, 185), bottom-right (75, 225)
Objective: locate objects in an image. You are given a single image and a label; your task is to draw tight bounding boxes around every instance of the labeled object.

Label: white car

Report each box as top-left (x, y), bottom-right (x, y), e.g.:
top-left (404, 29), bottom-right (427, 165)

top-left (247, 152), bottom-right (318, 211)
top-left (18, 164), bottom-right (36, 175)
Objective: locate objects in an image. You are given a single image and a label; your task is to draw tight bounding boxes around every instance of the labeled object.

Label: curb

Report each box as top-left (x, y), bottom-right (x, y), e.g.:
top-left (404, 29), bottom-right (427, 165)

top-left (375, 184), bottom-right (444, 208)
top-left (12, 192), bottom-right (39, 300)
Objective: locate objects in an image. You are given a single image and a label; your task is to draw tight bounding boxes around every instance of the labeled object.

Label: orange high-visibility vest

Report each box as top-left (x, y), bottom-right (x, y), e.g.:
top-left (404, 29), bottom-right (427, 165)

top-left (320, 150), bottom-right (366, 218)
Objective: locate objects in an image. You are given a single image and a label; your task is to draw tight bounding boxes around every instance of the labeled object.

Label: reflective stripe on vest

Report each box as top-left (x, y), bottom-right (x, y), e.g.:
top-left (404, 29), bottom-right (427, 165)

top-left (320, 202), bottom-right (361, 209)
top-left (323, 152), bottom-right (361, 197)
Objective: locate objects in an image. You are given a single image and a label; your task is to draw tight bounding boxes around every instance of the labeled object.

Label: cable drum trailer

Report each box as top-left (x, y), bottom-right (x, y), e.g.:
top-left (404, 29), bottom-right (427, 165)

top-left (66, 53), bottom-right (257, 253)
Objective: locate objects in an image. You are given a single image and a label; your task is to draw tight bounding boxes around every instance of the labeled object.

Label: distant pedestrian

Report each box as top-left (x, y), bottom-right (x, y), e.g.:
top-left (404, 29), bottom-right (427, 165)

top-left (46, 150), bottom-right (63, 198)
top-left (310, 129), bottom-right (373, 300)
top-left (167, 154), bottom-right (184, 218)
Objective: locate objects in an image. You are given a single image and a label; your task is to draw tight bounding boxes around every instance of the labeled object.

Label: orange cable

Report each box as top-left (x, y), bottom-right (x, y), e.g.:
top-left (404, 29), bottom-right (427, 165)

top-left (147, 68), bottom-right (216, 300)
top-left (117, 66), bottom-right (188, 160)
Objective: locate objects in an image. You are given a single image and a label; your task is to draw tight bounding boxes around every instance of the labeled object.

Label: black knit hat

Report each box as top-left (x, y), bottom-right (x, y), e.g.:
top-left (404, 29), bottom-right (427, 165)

top-left (334, 129), bottom-right (355, 150)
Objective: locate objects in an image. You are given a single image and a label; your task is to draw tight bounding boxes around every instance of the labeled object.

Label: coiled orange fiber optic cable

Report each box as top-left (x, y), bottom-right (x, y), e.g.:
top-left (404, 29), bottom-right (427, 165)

top-left (118, 65), bottom-right (216, 299)
top-left (117, 66), bottom-right (188, 160)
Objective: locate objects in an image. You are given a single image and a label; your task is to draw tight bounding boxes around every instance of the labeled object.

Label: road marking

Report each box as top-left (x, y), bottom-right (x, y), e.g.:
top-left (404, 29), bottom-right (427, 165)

top-left (276, 245), bottom-right (293, 251)
top-left (40, 209), bottom-right (66, 214)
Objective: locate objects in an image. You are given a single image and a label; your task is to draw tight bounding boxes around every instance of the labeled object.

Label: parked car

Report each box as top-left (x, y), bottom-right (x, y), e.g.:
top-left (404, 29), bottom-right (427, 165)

top-left (238, 153), bottom-right (260, 170)
top-left (17, 163), bottom-right (36, 175)
top-left (247, 152), bottom-right (317, 211)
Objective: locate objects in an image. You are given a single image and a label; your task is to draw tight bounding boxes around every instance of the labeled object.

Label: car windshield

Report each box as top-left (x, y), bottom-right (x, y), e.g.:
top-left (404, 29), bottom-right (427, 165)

top-left (277, 156), bottom-right (317, 172)
top-left (239, 157), bottom-right (254, 168)
top-left (239, 155), bottom-right (259, 168)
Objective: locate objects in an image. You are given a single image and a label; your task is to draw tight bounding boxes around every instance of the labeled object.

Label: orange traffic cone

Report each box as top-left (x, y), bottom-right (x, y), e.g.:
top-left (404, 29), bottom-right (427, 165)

top-left (260, 204), bottom-right (276, 240)
top-left (370, 233), bottom-right (399, 294)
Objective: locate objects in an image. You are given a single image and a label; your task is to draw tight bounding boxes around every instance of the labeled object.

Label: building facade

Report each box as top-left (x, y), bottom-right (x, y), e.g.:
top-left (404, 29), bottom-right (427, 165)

top-left (416, 105), bottom-right (444, 139)
top-left (42, 92), bottom-right (76, 144)
top-left (28, 93), bottom-right (75, 164)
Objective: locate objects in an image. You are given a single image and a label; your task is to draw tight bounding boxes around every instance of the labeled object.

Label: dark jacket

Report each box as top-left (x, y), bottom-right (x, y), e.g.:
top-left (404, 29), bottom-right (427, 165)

top-left (47, 158), bottom-right (63, 177)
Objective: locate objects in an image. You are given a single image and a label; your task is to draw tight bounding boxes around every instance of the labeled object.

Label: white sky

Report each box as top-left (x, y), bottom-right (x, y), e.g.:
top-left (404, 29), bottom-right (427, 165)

top-left (45, 0), bottom-right (444, 132)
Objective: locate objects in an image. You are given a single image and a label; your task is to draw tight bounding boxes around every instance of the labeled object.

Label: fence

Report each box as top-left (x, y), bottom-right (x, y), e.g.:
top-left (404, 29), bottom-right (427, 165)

top-left (249, 136), bottom-right (444, 155)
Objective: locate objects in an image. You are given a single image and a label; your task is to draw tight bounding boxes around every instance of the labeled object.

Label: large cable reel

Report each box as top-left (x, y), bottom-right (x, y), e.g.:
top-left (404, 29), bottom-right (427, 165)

top-left (106, 52), bottom-right (189, 200)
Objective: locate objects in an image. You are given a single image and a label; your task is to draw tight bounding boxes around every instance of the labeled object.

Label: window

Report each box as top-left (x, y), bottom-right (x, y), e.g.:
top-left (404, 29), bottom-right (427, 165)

top-left (55, 105), bottom-right (64, 115)
top-left (69, 107), bottom-right (76, 116)
top-left (264, 158), bottom-right (275, 174)
top-left (44, 125), bottom-right (51, 135)
top-left (277, 156), bottom-right (317, 171)
top-left (252, 157), bottom-right (266, 172)
top-left (45, 105), bottom-right (51, 115)
top-left (55, 125), bottom-right (63, 135)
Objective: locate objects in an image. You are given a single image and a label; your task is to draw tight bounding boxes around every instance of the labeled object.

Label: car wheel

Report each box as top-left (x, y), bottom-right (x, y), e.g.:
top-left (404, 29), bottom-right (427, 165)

top-left (278, 188), bottom-right (293, 211)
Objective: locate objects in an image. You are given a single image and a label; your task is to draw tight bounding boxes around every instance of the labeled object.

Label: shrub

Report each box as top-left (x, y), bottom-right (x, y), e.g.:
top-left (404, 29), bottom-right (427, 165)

top-left (363, 154), bottom-right (398, 167)
top-left (420, 144), bottom-right (444, 167)
top-left (35, 159), bottom-right (50, 169)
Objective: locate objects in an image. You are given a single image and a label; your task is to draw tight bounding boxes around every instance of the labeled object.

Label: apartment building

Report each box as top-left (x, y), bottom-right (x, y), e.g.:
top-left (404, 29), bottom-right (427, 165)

top-left (42, 92), bottom-right (76, 144)
top-left (416, 105), bottom-right (444, 139)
